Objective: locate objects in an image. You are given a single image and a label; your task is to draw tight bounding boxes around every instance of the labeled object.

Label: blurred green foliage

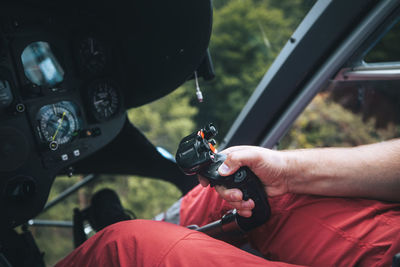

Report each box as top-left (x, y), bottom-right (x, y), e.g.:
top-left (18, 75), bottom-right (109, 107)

top-left (33, 176), bottom-right (79, 266)
top-left (189, 0), bottom-right (299, 137)
top-left (279, 93), bottom-right (400, 150)
top-left (128, 87), bottom-right (198, 153)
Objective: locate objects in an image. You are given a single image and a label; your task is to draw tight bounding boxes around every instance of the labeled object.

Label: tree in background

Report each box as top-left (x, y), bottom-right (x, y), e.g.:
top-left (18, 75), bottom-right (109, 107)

top-left (279, 91), bottom-right (400, 150)
top-left (189, 0), bottom-right (313, 140)
top-left (128, 87), bottom-right (198, 153)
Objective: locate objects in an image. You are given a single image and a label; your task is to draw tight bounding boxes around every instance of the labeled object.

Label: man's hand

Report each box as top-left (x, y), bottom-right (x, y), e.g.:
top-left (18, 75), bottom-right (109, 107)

top-left (198, 146), bottom-right (291, 217)
top-left (199, 139), bottom-right (400, 216)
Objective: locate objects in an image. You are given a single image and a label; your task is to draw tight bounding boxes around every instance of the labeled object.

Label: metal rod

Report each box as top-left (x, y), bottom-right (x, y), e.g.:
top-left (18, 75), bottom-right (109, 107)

top-left (27, 219), bottom-right (73, 228)
top-left (40, 174), bottom-right (97, 214)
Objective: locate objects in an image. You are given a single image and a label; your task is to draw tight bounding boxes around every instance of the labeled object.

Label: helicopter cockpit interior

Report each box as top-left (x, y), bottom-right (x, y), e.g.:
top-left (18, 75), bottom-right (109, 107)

top-left (3, 0), bottom-right (400, 266)
top-left (0, 0), bottom-right (212, 239)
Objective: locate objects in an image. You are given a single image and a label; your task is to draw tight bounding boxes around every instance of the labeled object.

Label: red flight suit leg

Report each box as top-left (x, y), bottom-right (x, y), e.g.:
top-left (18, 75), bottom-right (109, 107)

top-left (180, 185), bottom-right (400, 267)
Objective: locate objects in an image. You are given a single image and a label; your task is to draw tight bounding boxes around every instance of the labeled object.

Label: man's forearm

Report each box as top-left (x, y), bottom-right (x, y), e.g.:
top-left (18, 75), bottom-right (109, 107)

top-left (285, 139), bottom-right (400, 202)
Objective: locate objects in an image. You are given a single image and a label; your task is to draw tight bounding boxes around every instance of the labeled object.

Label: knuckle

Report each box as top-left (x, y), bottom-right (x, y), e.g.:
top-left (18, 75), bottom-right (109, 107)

top-left (226, 153), bottom-right (242, 168)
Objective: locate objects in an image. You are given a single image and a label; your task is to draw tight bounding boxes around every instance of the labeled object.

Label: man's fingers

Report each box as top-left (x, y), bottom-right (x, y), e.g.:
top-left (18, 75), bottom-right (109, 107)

top-left (237, 209), bottom-right (252, 218)
top-left (241, 198), bottom-right (255, 210)
top-left (215, 186), bottom-right (242, 201)
top-left (215, 185), bottom-right (255, 213)
top-left (198, 176), bottom-right (209, 187)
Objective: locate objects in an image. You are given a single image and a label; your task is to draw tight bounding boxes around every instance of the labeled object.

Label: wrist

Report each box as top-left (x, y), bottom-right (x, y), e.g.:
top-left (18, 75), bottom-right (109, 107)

top-left (280, 150), bottom-right (307, 194)
top-left (260, 149), bottom-right (298, 195)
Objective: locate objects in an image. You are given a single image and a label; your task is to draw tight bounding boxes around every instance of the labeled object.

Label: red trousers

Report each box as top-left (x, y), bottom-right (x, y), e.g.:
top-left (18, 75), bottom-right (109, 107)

top-left (56, 185), bottom-right (400, 266)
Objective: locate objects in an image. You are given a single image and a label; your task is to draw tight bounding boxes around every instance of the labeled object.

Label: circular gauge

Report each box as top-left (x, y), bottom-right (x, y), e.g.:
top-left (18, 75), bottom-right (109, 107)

top-left (78, 37), bottom-right (106, 75)
top-left (37, 102), bottom-right (80, 146)
top-left (88, 81), bottom-right (121, 121)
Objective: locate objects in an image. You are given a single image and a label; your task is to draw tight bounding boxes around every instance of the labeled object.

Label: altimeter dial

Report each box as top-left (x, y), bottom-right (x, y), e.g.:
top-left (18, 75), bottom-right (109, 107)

top-left (88, 80), bottom-right (121, 122)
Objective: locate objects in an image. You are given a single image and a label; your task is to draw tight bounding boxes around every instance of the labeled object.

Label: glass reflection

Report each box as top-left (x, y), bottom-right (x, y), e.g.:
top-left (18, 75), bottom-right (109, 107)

top-left (21, 41), bottom-right (64, 86)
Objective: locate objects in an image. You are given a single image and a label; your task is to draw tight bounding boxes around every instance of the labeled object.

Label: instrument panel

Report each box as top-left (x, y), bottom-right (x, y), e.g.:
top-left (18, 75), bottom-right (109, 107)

top-left (0, 6), bottom-right (126, 228)
top-left (0, 0), bottom-right (213, 229)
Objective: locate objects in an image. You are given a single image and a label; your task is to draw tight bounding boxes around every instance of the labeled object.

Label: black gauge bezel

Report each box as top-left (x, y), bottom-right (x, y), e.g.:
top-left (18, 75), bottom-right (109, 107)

top-left (74, 35), bottom-right (109, 77)
top-left (87, 79), bottom-right (122, 122)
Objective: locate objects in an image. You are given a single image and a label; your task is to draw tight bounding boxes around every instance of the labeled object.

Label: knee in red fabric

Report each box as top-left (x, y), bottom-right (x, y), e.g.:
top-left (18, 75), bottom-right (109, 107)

top-left (56, 219), bottom-right (303, 267)
top-left (56, 220), bottom-right (197, 267)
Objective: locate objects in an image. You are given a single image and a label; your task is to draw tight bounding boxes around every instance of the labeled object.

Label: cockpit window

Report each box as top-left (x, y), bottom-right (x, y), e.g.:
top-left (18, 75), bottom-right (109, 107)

top-left (279, 15), bottom-right (400, 150)
top-left (279, 83), bottom-right (400, 150)
top-left (364, 19), bottom-right (400, 63)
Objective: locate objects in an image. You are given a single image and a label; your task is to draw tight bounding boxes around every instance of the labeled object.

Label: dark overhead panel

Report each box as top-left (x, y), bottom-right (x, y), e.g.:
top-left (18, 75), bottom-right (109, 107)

top-left (113, 0), bottom-right (213, 107)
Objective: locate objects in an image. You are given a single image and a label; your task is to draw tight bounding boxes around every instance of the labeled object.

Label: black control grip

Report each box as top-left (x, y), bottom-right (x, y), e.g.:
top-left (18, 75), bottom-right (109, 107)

top-left (200, 156), bottom-right (271, 231)
top-left (231, 167), bottom-right (271, 231)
